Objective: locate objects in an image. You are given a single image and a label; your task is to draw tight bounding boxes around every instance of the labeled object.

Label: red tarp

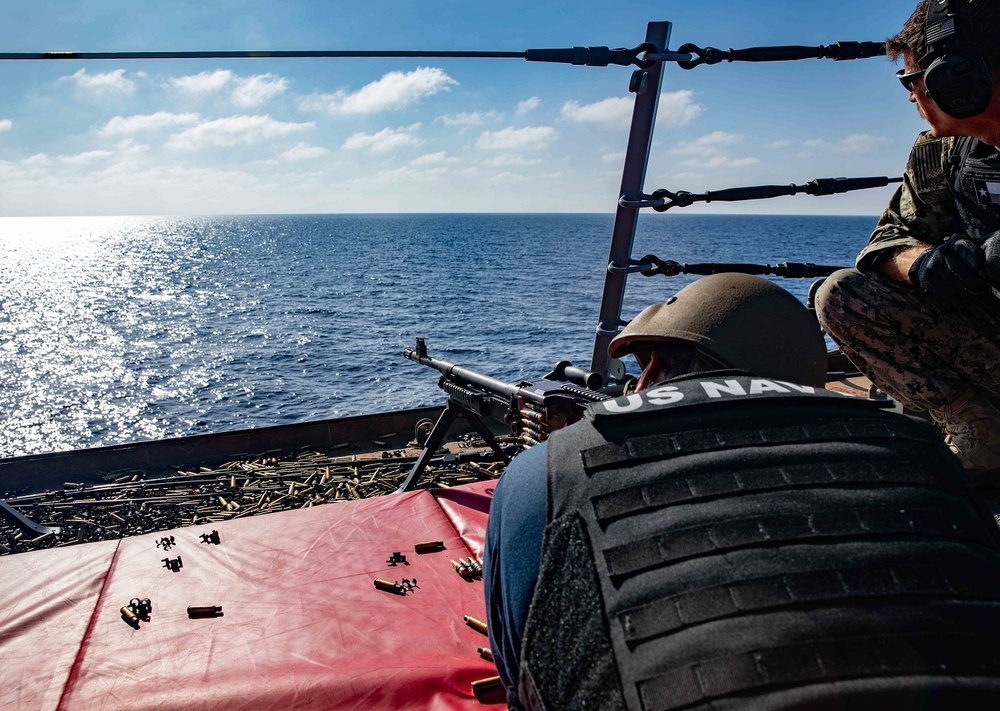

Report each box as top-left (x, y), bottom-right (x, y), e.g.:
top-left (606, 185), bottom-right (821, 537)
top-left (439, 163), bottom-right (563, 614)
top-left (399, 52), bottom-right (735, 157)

top-left (0, 481), bottom-right (505, 710)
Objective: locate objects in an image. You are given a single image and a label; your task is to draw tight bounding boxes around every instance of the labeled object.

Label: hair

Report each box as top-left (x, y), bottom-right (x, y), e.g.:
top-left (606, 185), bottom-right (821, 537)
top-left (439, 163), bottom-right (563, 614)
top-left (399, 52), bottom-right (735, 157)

top-left (887, 0), bottom-right (1000, 74)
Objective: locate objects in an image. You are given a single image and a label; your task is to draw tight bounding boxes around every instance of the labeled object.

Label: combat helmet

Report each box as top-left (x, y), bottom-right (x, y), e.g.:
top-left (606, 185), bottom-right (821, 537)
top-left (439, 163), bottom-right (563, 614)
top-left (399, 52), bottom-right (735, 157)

top-left (608, 273), bottom-right (828, 387)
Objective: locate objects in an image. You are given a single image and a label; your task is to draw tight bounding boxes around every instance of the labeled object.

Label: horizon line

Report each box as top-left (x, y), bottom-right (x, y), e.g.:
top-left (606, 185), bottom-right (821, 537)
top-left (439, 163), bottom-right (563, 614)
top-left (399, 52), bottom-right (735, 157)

top-left (0, 211), bottom-right (881, 219)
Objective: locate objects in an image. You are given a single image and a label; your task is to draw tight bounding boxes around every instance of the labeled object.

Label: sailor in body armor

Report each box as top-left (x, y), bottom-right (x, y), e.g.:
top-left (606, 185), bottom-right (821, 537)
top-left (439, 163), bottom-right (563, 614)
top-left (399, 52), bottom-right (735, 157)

top-left (484, 273), bottom-right (1000, 709)
top-left (817, 0), bottom-right (1000, 487)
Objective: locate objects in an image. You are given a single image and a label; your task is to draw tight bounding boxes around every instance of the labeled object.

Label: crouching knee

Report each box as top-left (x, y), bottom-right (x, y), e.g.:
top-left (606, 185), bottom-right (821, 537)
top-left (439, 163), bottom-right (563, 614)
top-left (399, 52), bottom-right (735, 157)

top-left (814, 268), bottom-right (869, 340)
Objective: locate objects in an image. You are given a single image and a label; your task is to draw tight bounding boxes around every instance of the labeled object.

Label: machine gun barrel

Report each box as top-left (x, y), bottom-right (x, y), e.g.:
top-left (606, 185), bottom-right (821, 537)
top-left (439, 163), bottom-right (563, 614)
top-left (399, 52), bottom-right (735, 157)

top-left (403, 347), bottom-right (520, 400)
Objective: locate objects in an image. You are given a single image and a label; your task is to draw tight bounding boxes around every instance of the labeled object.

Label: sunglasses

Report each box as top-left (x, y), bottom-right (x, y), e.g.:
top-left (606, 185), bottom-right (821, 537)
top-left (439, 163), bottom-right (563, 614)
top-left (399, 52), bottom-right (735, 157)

top-left (896, 68), bottom-right (925, 91)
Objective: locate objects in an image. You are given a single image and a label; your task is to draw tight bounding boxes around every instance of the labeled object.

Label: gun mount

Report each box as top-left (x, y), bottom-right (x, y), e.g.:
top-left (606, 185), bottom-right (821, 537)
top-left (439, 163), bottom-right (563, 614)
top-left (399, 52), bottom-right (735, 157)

top-left (399, 338), bottom-right (612, 491)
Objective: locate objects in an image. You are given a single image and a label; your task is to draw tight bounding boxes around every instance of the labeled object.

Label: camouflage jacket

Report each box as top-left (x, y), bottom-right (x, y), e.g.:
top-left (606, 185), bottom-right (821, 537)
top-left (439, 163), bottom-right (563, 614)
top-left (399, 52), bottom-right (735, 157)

top-left (857, 131), bottom-right (1000, 271)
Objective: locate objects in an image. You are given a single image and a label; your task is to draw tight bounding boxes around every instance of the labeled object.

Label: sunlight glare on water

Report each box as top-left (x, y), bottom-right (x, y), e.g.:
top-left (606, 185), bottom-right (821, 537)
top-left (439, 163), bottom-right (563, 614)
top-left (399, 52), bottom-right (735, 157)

top-left (0, 213), bottom-right (871, 459)
top-left (1, 217), bottom-right (205, 455)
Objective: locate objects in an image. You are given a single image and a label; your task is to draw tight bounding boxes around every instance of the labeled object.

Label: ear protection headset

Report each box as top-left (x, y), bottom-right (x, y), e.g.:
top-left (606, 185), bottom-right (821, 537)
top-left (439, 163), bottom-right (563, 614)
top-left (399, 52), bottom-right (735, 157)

top-left (923, 0), bottom-right (993, 118)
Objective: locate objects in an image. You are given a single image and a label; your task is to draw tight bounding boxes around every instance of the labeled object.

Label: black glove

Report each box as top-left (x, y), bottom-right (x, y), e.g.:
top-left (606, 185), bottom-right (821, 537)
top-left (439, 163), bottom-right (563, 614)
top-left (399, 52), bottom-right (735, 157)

top-left (980, 230), bottom-right (1000, 285)
top-left (907, 236), bottom-right (987, 294)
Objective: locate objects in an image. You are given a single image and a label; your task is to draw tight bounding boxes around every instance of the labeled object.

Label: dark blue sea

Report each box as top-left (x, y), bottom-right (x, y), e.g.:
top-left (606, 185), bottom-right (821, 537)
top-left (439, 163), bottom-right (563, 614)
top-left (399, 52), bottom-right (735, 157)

top-left (0, 213), bottom-right (874, 458)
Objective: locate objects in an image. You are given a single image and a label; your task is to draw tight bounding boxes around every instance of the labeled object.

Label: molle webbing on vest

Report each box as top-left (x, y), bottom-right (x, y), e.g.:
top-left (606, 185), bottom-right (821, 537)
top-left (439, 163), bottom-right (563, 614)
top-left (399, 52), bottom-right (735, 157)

top-left (581, 414), bottom-right (933, 473)
top-left (520, 376), bottom-right (1000, 710)
top-left (518, 513), bottom-right (626, 711)
top-left (603, 504), bottom-right (988, 580)
top-left (618, 562), bottom-right (997, 644)
top-left (592, 453), bottom-right (949, 524)
top-left (636, 631), bottom-right (1000, 711)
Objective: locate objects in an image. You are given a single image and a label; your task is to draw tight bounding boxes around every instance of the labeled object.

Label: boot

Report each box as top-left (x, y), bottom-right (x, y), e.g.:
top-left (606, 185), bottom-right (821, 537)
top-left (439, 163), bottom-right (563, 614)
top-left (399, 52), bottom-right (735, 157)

top-left (930, 388), bottom-right (1000, 488)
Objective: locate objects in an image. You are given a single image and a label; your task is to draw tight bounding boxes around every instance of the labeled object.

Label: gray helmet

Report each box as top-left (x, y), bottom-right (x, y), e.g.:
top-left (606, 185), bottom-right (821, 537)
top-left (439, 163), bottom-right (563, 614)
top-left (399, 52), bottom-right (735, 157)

top-left (608, 273), bottom-right (828, 387)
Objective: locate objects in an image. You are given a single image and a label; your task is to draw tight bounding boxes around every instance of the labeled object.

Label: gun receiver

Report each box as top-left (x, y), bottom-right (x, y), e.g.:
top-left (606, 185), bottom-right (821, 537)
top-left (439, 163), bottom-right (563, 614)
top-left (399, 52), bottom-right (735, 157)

top-left (398, 338), bottom-right (610, 492)
top-left (403, 337), bottom-right (609, 446)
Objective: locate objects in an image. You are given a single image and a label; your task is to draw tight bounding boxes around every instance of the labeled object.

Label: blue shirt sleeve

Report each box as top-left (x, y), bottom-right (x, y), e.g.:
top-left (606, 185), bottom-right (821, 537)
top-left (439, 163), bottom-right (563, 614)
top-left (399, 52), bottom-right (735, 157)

top-left (483, 441), bottom-right (548, 693)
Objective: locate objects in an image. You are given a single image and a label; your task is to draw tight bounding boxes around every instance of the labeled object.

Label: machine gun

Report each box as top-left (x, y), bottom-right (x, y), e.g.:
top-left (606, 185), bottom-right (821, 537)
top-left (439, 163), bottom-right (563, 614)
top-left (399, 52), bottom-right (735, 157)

top-left (397, 337), bottom-right (612, 492)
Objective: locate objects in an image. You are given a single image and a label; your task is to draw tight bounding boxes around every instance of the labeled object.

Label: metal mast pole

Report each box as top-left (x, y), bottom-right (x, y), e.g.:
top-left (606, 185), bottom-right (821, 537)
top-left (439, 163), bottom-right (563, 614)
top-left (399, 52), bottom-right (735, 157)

top-left (589, 21), bottom-right (670, 379)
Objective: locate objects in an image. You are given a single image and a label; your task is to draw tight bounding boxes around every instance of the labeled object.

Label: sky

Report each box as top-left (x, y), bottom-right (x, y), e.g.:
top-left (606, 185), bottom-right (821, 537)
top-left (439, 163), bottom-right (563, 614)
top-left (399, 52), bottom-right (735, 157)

top-left (0, 0), bottom-right (934, 217)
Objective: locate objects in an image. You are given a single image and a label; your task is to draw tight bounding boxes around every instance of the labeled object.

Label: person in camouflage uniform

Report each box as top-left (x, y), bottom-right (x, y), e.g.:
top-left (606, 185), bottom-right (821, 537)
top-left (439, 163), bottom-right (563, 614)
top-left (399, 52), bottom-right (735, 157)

top-left (817, 0), bottom-right (1000, 487)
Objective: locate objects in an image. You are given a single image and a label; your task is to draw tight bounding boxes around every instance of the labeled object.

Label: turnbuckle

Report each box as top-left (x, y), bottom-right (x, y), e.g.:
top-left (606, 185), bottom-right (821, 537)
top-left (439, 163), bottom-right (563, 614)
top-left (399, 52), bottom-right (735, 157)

top-left (607, 254), bottom-right (682, 277)
top-left (674, 43), bottom-right (729, 69)
top-left (619, 189), bottom-right (691, 212)
top-left (671, 41), bottom-right (887, 70)
top-left (524, 42), bottom-right (658, 68)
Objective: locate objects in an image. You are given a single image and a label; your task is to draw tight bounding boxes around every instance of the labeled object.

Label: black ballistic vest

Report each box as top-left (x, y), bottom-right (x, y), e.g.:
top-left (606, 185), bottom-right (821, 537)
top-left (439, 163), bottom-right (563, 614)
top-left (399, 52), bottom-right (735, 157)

top-left (517, 374), bottom-right (1000, 710)
top-left (949, 137), bottom-right (1000, 241)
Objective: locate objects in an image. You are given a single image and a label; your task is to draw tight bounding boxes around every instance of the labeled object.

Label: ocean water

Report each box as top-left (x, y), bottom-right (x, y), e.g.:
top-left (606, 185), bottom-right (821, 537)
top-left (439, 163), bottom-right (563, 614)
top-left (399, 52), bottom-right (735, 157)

top-left (0, 213), bottom-right (875, 458)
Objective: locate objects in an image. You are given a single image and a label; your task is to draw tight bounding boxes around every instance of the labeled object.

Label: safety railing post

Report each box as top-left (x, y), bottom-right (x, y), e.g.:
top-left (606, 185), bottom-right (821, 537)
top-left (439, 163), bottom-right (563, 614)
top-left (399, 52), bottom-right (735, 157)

top-left (589, 21), bottom-right (670, 379)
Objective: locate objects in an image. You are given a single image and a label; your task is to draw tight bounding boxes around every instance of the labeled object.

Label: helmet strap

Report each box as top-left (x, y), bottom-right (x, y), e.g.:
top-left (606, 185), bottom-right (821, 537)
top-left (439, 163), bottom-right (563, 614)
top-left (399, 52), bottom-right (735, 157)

top-left (635, 350), bottom-right (662, 392)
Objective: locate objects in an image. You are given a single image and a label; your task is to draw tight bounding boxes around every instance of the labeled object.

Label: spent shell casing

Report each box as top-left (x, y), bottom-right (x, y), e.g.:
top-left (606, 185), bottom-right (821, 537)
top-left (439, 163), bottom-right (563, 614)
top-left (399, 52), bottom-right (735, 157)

top-left (471, 675), bottom-right (504, 702)
top-left (464, 615), bottom-right (488, 636)
top-left (187, 605), bottom-right (224, 619)
top-left (120, 605), bottom-right (141, 628)
top-left (478, 646), bottom-right (494, 662)
top-left (414, 540), bottom-right (445, 554)
top-left (374, 578), bottom-right (404, 595)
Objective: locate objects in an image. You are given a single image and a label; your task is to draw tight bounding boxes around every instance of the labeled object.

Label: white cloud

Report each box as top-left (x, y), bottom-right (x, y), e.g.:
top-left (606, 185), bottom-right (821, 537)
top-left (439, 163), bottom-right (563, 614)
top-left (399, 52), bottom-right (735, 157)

top-left (837, 133), bottom-right (888, 153)
top-left (300, 67), bottom-right (456, 115)
top-left (62, 68), bottom-right (136, 95)
top-left (436, 111), bottom-right (503, 130)
top-left (670, 132), bottom-right (756, 171)
top-left (476, 126), bottom-right (557, 151)
top-left (485, 171), bottom-right (564, 185)
top-left (100, 112), bottom-right (200, 136)
top-left (516, 96), bottom-right (541, 116)
top-left (560, 92), bottom-right (703, 130)
top-left (22, 153), bottom-right (51, 167)
top-left (561, 97), bottom-right (631, 129)
top-left (486, 171), bottom-right (530, 184)
top-left (170, 70), bottom-right (233, 94)
top-left (658, 90), bottom-right (704, 127)
top-left (169, 70), bottom-right (287, 106)
top-left (682, 155), bottom-right (760, 169)
top-left (670, 131), bottom-right (743, 155)
top-left (803, 134), bottom-right (888, 153)
top-left (659, 170), bottom-right (705, 185)
top-left (0, 119), bottom-right (11, 133)
top-left (410, 151), bottom-right (458, 166)
top-left (600, 151), bottom-right (625, 164)
top-left (59, 150), bottom-right (114, 166)
top-left (342, 165), bottom-right (450, 187)
top-left (838, 133), bottom-right (889, 152)
top-left (767, 139), bottom-right (792, 149)
top-left (231, 74), bottom-right (288, 107)
top-left (166, 115), bottom-right (315, 150)
top-left (277, 142), bottom-right (327, 161)
top-left (342, 124), bottom-right (424, 154)
top-left (112, 138), bottom-right (149, 156)
top-left (483, 154), bottom-right (543, 167)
